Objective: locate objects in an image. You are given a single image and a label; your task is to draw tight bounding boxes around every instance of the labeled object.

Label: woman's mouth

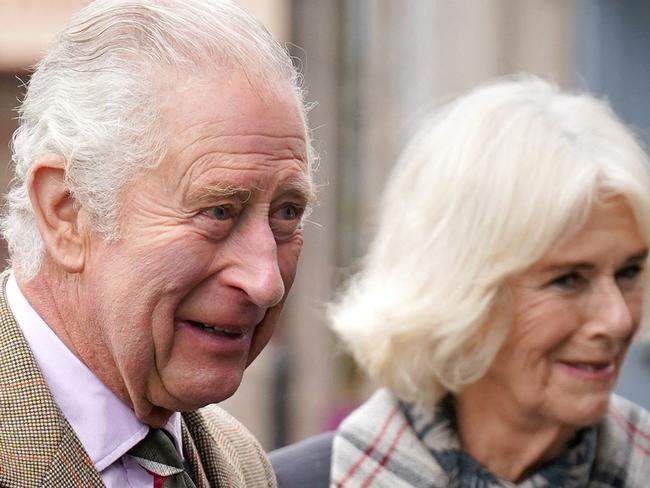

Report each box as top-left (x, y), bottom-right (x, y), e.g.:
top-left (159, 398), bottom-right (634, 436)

top-left (557, 360), bottom-right (616, 380)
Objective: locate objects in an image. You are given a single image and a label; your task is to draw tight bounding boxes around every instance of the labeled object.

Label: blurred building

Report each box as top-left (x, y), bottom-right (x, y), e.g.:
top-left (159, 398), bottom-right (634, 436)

top-left (1, 0), bottom-right (649, 450)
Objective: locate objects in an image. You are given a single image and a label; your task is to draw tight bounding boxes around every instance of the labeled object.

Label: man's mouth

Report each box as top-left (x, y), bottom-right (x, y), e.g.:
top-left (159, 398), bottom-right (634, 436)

top-left (187, 320), bottom-right (245, 338)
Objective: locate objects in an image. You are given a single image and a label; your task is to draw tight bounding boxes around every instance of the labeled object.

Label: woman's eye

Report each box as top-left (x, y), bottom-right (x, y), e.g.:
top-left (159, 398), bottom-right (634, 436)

top-left (209, 205), bottom-right (233, 220)
top-left (548, 272), bottom-right (586, 290)
top-left (616, 264), bottom-right (643, 283)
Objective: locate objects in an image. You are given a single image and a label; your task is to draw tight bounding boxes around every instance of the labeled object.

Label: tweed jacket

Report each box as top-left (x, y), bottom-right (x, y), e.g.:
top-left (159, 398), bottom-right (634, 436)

top-left (0, 272), bottom-right (277, 488)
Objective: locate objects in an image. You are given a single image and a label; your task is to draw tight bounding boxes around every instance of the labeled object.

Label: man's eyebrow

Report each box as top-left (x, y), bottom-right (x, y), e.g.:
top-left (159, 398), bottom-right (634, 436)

top-left (278, 178), bottom-right (318, 206)
top-left (192, 179), bottom-right (317, 205)
top-left (196, 185), bottom-right (252, 202)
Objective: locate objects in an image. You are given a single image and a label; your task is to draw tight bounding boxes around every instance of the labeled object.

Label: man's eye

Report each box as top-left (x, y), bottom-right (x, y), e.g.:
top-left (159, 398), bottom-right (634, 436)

top-left (271, 203), bottom-right (305, 239)
top-left (278, 205), bottom-right (298, 220)
top-left (209, 205), bottom-right (233, 220)
top-left (274, 203), bottom-right (304, 222)
top-left (548, 272), bottom-right (586, 290)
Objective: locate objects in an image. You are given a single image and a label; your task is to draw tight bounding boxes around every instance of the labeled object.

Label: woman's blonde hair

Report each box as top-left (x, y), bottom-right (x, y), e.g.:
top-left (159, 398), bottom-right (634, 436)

top-left (330, 76), bottom-right (650, 407)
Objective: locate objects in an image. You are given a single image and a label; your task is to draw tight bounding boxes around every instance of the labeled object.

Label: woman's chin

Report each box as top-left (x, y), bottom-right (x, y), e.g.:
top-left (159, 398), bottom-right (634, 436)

top-left (555, 394), bottom-right (612, 429)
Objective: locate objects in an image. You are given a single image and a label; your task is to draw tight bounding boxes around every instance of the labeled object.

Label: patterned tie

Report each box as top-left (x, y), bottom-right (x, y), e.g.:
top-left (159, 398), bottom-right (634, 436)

top-left (128, 429), bottom-right (197, 488)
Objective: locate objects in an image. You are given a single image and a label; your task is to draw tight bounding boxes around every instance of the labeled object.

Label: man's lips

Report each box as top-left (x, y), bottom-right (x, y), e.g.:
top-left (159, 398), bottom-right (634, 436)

top-left (184, 319), bottom-right (251, 339)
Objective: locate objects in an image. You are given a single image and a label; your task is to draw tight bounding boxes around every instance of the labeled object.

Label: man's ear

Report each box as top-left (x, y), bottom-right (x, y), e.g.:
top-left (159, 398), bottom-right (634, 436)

top-left (28, 155), bottom-right (85, 273)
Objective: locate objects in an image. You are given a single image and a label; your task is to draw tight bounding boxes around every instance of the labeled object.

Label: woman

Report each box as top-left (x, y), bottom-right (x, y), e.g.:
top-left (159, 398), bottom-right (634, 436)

top-left (328, 77), bottom-right (650, 487)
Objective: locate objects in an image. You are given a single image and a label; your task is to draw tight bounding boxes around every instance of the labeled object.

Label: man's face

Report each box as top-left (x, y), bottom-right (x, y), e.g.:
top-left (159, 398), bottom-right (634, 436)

top-left (79, 71), bottom-right (311, 423)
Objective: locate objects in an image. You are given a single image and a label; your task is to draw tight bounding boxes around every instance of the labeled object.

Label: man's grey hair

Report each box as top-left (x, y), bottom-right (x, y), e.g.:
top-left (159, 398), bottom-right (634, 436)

top-left (3, 0), bottom-right (310, 280)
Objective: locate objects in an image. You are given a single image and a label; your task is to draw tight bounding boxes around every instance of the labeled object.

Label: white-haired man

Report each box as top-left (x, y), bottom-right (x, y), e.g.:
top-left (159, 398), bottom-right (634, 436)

top-left (0, 1), bottom-right (314, 486)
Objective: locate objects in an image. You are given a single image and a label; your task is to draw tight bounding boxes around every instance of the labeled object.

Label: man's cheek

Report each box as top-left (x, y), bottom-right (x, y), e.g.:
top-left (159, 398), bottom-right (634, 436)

top-left (278, 239), bottom-right (304, 289)
top-left (246, 302), bottom-right (283, 366)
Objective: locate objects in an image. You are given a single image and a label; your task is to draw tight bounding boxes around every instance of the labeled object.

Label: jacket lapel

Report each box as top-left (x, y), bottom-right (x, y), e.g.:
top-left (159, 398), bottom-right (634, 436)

top-left (181, 417), bottom-right (213, 488)
top-left (182, 410), bottom-right (232, 487)
top-left (182, 406), bottom-right (277, 488)
top-left (0, 271), bottom-right (104, 487)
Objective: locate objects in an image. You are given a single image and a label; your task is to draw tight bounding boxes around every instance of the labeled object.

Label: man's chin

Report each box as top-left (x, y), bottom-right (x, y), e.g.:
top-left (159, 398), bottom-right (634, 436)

top-left (137, 387), bottom-right (241, 426)
top-left (156, 375), bottom-right (243, 410)
top-left (136, 404), bottom-right (177, 428)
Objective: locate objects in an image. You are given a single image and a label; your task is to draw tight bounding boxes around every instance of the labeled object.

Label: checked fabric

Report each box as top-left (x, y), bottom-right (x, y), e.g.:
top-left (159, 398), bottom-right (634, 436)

top-left (331, 388), bottom-right (650, 488)
top-left (129, 429), bottom-right (197, 488)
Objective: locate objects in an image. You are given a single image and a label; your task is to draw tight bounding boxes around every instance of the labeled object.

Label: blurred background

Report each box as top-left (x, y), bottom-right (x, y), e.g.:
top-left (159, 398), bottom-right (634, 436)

top-left (2, 0), bottom-right (650, 450)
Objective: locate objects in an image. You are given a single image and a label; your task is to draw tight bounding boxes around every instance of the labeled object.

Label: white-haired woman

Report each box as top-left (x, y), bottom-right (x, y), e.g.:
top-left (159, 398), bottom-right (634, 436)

top-left (320, 78), bottom-right (650, 487)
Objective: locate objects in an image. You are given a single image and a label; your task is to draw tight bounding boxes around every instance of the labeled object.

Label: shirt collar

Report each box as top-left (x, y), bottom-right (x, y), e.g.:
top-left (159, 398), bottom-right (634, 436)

top-left (6, 272), bottom-right (183, 471)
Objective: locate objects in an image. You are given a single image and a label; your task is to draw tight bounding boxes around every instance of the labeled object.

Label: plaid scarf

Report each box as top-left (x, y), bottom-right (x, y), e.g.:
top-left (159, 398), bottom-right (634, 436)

top-left (331, 389), bottom-right (650, 487)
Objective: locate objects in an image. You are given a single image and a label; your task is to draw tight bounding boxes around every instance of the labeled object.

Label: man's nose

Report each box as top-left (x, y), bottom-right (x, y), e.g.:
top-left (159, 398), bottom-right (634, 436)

top-left (589, 280), bottom-right (636, 339)
top-left (229, 222), bottom-right (285, 309)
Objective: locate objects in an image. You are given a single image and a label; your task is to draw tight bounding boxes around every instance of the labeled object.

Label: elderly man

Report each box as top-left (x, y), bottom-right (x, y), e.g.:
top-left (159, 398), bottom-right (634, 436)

top-left (0, 0), bottom-right (314, 486)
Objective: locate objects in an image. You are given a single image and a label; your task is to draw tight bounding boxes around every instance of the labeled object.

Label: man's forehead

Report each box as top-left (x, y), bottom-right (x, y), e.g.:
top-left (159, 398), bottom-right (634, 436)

top-left (151, 68), bottom-right (314, 206)
top-left (159, 69), bottom-right (306, 136)
top-left (160, 74), bottom-right (309, 159)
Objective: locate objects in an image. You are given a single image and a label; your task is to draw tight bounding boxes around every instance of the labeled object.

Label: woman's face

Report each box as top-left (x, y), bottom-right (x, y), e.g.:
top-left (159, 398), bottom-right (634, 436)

top-left (464, 197), bottom-right (647, 430)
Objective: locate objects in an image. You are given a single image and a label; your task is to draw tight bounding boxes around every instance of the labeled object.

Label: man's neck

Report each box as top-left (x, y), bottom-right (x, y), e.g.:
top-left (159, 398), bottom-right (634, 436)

top-left (18, 265), bottom-right (174, 428)
top-left (19, 267), bottom-right (79, 355)
top-left (19, 267), bottom-right (129, 406)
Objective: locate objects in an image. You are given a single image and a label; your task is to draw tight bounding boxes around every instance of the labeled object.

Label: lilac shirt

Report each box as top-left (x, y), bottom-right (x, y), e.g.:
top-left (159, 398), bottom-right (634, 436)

top-left (6, 273), bottom-right (183, 487)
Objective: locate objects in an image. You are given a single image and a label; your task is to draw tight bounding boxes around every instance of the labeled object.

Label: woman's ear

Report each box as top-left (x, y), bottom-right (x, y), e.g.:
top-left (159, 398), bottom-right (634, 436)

top-left (28, 155), bottom-right (85, 273)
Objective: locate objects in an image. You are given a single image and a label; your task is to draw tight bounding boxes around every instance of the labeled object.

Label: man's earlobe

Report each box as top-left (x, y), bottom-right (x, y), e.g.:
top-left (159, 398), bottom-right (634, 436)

top-left (28, 156), bottom-right (85, 273)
